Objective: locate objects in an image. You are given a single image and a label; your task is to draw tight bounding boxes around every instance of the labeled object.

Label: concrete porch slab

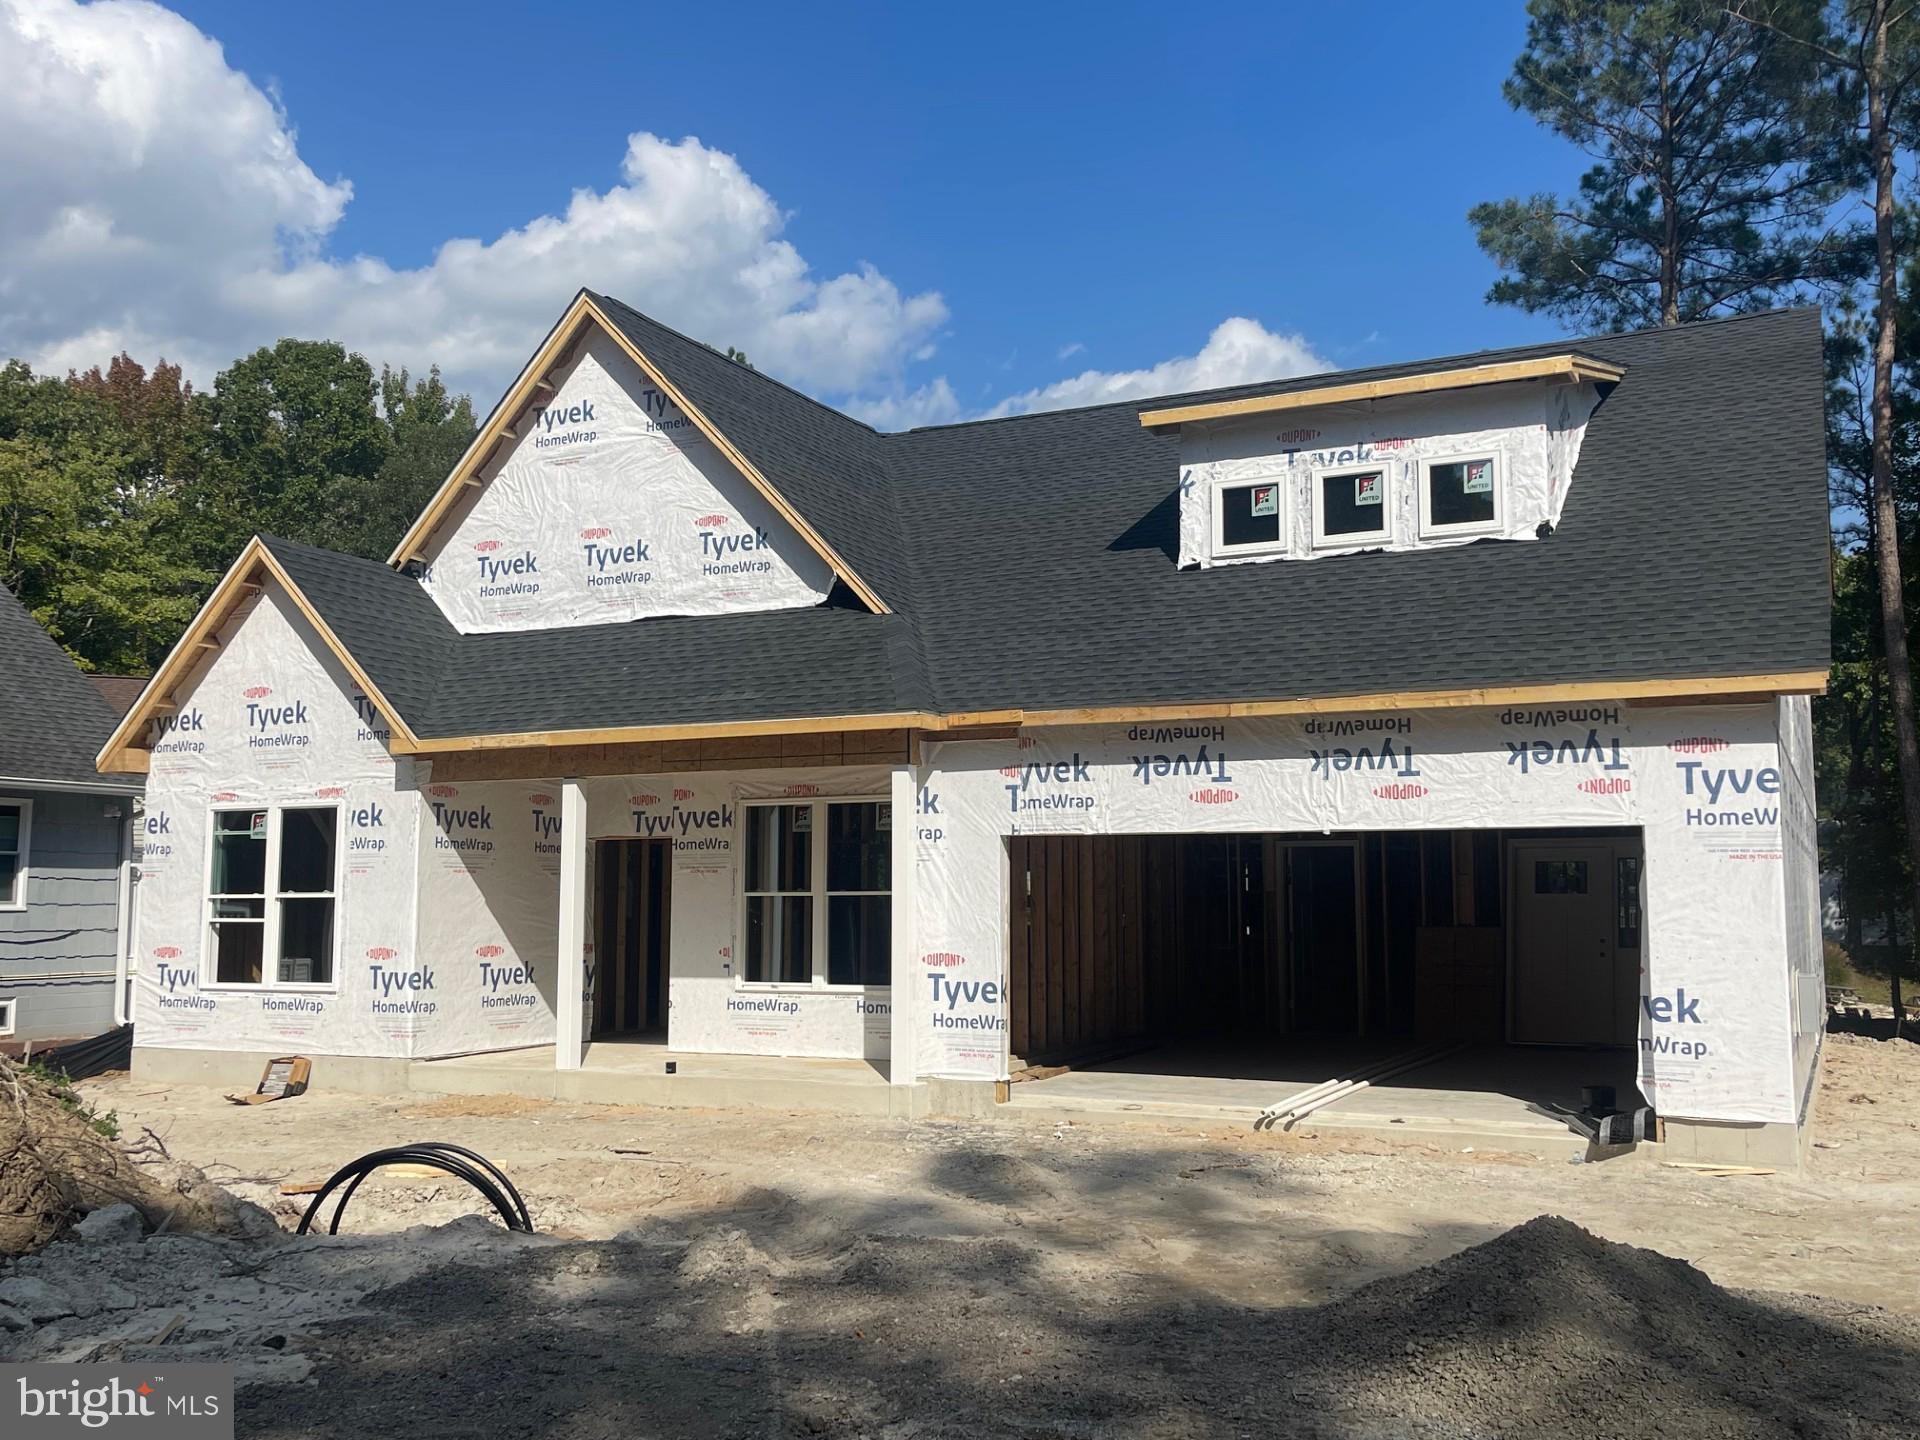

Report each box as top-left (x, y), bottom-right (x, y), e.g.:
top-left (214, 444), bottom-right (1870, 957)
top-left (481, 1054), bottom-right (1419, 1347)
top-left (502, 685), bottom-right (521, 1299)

top-left (409, 1040), bottom-right (925, 1118)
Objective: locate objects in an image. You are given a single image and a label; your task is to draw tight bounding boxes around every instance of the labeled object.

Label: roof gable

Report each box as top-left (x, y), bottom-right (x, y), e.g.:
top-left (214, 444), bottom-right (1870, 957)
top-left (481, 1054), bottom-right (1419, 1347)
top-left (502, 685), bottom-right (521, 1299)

top-left (388, 291), bottom-right (892, 614)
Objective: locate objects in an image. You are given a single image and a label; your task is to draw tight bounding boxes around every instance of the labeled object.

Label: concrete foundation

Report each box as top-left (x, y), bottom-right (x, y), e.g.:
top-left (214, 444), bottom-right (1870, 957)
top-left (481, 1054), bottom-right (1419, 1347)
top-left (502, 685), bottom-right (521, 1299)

top-left (133, 1046), bottom-right (413, 1095)
top-left (130, 1038), bottom-right (1811, 1167)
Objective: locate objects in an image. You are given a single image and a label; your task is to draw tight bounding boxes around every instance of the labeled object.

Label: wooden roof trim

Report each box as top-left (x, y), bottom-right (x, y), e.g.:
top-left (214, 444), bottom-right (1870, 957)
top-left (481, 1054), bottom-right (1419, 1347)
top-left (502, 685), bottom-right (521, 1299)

top-left (1137, 353), bottom-right (1626, 429)
top-left (95, 538), bottom-right (425, 772)
top-left (383, 293), bottom-right (892, 614)
top-left (399, 670), bottom-right (1825, 755)
top-left (406, 710), bottom-right (944, 754)
top-left (944, 671), bottom-right (1826, 729)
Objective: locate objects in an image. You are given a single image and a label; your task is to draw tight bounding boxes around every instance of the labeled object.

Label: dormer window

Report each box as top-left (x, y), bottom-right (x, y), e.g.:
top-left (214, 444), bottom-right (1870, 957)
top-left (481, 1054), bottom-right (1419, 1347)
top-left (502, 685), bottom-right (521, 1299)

top-left (1312, 465), bottom-right (1390, 549)
top-left (1421, 453), bottom-right (1501, 537)
top-left (1210, 477), bottom-right (1287, 558)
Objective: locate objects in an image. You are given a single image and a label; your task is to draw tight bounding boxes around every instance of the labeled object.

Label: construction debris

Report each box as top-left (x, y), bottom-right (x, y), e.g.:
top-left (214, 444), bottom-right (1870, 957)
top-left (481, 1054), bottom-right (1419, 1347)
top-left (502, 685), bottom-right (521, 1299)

top-left (224, 1056), bottom-right (312, 1107)
top-left (0, 1054), bottom-right (276, 1257)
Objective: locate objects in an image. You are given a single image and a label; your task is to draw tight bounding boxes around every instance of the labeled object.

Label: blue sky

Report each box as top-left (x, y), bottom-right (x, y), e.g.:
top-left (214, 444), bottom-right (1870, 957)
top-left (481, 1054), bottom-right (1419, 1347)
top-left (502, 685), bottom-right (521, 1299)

top-left (5, 0), bottom-right (1589, 423)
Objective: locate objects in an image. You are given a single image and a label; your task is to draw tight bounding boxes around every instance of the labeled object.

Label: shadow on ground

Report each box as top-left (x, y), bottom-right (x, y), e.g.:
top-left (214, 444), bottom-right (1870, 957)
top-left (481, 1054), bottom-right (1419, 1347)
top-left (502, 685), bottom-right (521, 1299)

top-left (237, 1138), bottom-right (1918, 1439)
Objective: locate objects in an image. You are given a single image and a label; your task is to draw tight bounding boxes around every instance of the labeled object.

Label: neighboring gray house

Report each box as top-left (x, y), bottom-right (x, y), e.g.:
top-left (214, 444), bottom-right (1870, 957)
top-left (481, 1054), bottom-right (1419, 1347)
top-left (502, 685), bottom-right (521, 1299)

top-left (0, 580), bottom-right (142, 1045)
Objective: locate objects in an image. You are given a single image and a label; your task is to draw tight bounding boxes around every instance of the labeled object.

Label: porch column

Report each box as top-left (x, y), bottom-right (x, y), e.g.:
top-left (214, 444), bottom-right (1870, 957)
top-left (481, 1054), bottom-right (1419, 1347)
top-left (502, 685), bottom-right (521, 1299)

top-left (555, 778), bottom-right (588, 1071)
top-left (889, 762), bottom-right (918, 1086)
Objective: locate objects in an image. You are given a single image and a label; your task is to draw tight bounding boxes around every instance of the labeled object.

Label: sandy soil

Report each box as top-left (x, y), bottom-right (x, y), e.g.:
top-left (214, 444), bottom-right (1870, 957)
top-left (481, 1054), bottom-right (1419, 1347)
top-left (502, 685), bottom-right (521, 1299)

top-left (69, 1031), bottom-right (1920, 1310)
top-left (2, 1031), bottom-right (1915, 1437)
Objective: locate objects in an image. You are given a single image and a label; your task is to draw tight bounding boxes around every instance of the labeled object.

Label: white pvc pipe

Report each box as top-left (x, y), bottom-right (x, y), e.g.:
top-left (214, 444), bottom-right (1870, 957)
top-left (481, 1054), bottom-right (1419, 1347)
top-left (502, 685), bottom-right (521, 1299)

top-left (1274, 1041), bottom-right (1469, 1127)
top-left (111, 811), bottom-right (133, 1026)
top-left (1258, 1042), bottom-right (1450, 1120)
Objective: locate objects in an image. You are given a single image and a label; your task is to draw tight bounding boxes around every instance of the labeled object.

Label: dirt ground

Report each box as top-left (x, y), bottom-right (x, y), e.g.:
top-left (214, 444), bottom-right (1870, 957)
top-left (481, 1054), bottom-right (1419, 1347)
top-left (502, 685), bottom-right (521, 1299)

top-left (3, 1031), bottom-right (1918, 1437)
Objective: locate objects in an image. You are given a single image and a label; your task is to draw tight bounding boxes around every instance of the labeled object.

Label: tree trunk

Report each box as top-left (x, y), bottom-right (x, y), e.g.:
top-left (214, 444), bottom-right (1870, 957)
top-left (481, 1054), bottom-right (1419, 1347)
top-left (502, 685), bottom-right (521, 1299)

top-left (1658, 58), bottom-right (1681, 325)
top-left (1866, 7), bottom-right (1916, 1036)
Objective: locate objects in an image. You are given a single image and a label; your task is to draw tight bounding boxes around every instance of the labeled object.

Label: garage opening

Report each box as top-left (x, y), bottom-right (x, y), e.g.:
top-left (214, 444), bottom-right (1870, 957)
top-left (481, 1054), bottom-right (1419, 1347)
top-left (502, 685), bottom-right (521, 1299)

top-left (1005, 829), bottom-right (1644, 1134)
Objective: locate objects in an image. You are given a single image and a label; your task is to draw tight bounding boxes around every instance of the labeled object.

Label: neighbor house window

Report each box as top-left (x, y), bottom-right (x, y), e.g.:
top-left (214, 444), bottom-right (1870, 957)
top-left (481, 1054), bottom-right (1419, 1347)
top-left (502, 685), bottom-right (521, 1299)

top-left (1312, 465), bottom-right (1390, 548)
top-left (1421, 454), bottom-right (1501, 536)
top-left (205, 805), bottom-right (339, 987)
top-left (1210, 476), bottom-right (1287, 557)
top-left (742, 798), bottom-right (892, 987)
top-left (0, 800), bottom-right (30, 910)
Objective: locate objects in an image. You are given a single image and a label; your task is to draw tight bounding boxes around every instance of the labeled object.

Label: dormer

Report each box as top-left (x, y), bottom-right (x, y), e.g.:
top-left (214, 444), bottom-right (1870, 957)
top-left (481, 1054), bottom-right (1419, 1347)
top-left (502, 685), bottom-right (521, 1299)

top-left (1144, 352), bottom-right (1623, 570)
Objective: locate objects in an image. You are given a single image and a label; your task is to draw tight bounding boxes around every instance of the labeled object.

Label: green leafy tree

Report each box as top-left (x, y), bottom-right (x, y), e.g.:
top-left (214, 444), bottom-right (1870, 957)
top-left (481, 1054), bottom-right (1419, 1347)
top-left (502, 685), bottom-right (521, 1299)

top-left (326, 365), bottom-right (477, 561)
top-left (1473, 0), bottom-right (1861, 330)
top-left (200, 339), bottom-right (391, 560)
top-left (0, 361), bottom-right (209, 671)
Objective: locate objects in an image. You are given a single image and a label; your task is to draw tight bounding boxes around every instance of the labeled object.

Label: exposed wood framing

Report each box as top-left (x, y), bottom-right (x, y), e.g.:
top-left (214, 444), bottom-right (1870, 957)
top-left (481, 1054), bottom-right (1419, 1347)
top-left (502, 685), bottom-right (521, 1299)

top-left (101, 645), bottom-right (1825, 774)
top-left (95, 537), bottom-right (423, 774)
top-left (383, 291), bottom-right (891, 614)
top-left (425, 728), bottom-right (914, 782)
top-left (1138, 353), bottom-right (1625, 428)
top-left (943, 671), bottom-right (1828, 732)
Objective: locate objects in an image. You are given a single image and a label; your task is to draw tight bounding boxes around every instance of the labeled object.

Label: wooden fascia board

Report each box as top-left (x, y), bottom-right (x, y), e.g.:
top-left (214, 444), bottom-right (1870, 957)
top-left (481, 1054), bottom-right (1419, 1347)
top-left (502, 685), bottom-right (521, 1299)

top-left (251, 547), bottom-right (424, 755)
top-left (939, 671), bottom-right (1829, 731)
top-left (386, 293), bottom-right (594, 566)
top-left (96, 538), bottom-right (269, 772)
top-left (1136, 354), bottom-right (1626, 429)
top-left (407, 711), bottom-right (942, 753)
top-left (96, 538), bottom-right (425, 771)
top-left (384, 294), bottom-right (893, 616)
top-left (576, 296), bottom-right (890, 614)
top-left (401, 670), bottom-right (1825, 756)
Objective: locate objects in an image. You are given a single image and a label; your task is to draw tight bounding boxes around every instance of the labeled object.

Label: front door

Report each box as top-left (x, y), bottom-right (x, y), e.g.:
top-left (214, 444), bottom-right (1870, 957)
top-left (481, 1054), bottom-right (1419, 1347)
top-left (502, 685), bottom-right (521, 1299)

top-left (592, 838), bottom-right (671, 1036)
top-left (1508, 842), bottom-right (1630, 1045)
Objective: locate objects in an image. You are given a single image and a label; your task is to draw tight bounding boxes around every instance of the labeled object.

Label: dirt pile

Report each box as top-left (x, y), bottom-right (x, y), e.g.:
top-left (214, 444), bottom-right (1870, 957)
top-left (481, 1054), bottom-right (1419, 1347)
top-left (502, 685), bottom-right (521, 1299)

top-left (1282, 1214), bottom-right (1911, 1436)
top-left (0, 1056), bottom-right (274, 1256)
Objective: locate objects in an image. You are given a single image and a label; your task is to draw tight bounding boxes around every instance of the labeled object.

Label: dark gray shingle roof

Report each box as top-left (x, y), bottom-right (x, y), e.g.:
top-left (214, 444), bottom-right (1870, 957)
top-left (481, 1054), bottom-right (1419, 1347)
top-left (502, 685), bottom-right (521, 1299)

top-left (263, 304), bottom-right (1829, 741)
top-left (0, 580), bottom-right (140, 788)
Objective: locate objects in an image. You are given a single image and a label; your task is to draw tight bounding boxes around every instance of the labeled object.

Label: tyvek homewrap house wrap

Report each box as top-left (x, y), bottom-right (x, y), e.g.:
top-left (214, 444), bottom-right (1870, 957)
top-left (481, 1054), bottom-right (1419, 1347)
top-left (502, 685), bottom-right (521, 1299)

top-left (99, 293), bottom-right (1832, 1155)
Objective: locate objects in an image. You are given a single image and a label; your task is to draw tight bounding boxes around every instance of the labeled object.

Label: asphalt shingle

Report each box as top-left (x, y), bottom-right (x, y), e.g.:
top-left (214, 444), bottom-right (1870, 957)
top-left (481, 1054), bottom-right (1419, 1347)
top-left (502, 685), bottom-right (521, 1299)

top-left (0, 580), bottom-right (139, 787)
top-left (260, 304), bottom-right (1830, 741)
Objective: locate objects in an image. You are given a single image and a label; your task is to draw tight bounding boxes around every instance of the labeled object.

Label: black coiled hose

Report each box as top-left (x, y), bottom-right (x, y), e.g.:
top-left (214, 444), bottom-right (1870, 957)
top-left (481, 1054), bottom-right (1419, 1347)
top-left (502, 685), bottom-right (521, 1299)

top-left (295, 1141), bottom-right (533, 1236)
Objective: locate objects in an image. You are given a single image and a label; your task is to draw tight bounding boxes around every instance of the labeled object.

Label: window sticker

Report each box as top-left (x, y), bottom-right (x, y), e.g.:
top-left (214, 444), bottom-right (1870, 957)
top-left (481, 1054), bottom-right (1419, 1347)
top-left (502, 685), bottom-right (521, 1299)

top-left (250, 812), bottom-right (269, 840)
top-left (1250, 484), bottom-right (1278, 517)
top-left (1463, 459), bottom-right (1493, 494)
top-left (1354, 473), bottom-right (1384, 507)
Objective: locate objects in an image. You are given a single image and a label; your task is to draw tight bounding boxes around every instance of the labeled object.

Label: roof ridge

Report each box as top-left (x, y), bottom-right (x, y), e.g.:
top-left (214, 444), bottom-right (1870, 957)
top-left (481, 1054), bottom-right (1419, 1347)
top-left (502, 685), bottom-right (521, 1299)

top-left (588, 290), bottom-right (885, 438)
top-left (591, 291), bottom-right (1816, 441)
top-left (889, 306), bottom-right (1819, 437)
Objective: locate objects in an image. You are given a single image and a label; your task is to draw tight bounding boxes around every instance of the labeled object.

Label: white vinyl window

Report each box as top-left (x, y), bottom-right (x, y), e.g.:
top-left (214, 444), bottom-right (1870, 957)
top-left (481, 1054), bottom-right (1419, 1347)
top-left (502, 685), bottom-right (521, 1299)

top-left (1311, 464), bottom-right (1391, 549)
top-left (1209, 475), bottom-right (1289, 558)
top-left (0, 799), bottom-right (30, 910)
top-left (1420, 452), bottom-right (1503, 537)
top-left (203, 804), bottom-right (340, 988)
top-left (741, 798), bottom-right (892, 988)
top-left (0, 998), bottom-right (15, 1037)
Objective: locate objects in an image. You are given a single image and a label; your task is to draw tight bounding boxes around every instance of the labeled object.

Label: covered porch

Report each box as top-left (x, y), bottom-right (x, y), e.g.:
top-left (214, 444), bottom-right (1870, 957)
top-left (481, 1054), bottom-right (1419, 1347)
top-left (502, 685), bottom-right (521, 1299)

top-left (416, 722), bottom-right (925, 1088)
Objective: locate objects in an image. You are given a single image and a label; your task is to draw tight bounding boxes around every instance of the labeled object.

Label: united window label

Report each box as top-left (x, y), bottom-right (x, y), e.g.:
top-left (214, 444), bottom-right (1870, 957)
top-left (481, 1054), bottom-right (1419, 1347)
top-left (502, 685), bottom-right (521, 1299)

top-left (1249, 484), bottom-right (1278, 516)
top-left (1463, 459), bottom-right (1493, 494)
top-left (1354, 473), bottom-right (1383, 506)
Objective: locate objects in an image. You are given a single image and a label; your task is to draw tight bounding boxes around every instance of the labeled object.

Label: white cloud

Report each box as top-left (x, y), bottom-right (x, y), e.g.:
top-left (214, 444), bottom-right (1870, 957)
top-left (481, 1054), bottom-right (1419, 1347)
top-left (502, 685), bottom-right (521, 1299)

top-left (982, 317), bottom-right (1330, 419)
top-left (0, 0), bottom-right (946, 401)
top-left (840, 378), bottom-right (962, 431)
top-left (0, 0), bottom-right (1330, 437)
